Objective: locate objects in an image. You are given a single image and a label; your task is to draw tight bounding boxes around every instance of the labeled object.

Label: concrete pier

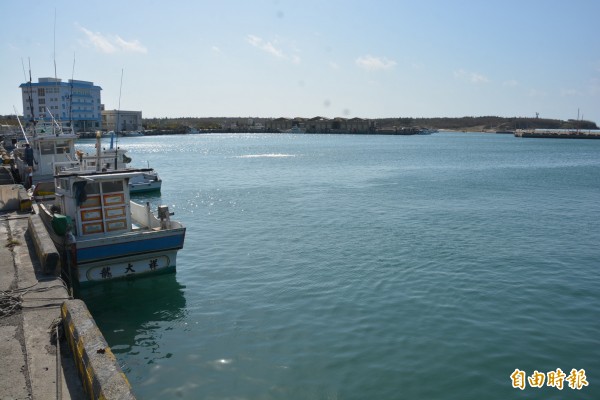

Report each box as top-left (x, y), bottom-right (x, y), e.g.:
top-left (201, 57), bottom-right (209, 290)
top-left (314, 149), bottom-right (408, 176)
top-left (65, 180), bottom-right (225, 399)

top-left (1, 212), bottom-right (85, 399)
top-left (1, 205), bottom-right (136, 399)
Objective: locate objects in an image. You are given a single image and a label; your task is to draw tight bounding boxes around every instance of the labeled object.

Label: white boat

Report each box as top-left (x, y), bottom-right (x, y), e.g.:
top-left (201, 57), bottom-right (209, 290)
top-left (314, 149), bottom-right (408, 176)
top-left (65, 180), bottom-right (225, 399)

top-left (19, 130), bottom-right (162, 196)
top-left (1, 124), bottom-right (19, 151)
top-left (417, 128), bottom-right (438, 135)
top-left (37, 167), bottom-right (186, 288)
top-left (74, 133), bottom-right (162, 194)
top-left (11, 122), bottom-right (79, 188)
top-left (124, 130), bottom-right (144, 137)
top-left (280, 125), bottom-right (306, 133)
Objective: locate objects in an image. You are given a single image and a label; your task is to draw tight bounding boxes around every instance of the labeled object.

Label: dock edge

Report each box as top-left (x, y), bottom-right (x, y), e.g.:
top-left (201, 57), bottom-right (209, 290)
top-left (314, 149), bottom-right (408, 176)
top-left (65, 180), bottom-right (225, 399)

top-left (61, 299), bottom-right (136, 399)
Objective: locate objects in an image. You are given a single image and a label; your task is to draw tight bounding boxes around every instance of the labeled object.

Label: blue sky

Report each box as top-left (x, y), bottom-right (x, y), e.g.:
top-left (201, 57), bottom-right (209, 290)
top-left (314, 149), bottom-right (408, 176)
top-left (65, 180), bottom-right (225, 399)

top-left (1, 0), bottom-right (599, 123)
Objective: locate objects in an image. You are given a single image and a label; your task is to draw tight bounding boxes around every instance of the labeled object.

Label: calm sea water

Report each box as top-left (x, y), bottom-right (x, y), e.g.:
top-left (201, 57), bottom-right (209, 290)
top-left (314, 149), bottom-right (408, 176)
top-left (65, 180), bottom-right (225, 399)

top-left (80, 132), bottom-right (600, 400)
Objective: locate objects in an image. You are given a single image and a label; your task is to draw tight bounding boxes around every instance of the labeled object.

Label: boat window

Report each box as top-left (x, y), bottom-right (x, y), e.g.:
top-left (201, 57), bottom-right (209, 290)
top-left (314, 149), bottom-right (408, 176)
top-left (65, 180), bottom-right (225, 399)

top-left (40, 141), bottom-right (54, 155)
top-left (57, 178), bottom-right (69, 191)
top-left (85, 182), bottom-right (100, 195)
top-left (56, 141), bottom-right (71, 154)
top-left (102, 181), bottom-right (124, 193)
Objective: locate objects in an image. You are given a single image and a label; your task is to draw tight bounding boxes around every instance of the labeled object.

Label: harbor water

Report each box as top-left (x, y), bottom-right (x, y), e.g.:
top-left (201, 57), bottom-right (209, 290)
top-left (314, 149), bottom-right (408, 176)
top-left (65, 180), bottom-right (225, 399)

top-left (80, 132), bottom-right (600, 399)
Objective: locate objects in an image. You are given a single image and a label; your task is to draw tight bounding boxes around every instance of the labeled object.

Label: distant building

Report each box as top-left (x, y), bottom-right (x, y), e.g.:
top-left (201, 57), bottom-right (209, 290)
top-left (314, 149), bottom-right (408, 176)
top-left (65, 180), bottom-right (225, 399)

top-left (102, 109), bottom-right (143, 132)
top-left (19, 77), bottom-right (102, 132)
top-left (307, 116), bottom-right (331, 132)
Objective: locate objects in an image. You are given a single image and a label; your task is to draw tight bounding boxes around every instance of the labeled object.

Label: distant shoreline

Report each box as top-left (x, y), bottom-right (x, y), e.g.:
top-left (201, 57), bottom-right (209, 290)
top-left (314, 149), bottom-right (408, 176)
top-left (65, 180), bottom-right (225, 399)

top-left (2, 115), bottom-right (598, 137)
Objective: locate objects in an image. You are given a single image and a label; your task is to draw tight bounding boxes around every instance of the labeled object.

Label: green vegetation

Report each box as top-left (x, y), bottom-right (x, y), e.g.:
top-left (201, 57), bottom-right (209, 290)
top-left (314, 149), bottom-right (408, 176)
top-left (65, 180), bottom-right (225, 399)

top-left (143, 117), bottom-right (221, 131)
top-left (1, 115), bottom-right (597, 132)
top-left (0, 115), bottom-right (20, 126)
top-left (147, 116), bottom-right (598, 132)
top-left (374, 116), bottom-right (598, 131)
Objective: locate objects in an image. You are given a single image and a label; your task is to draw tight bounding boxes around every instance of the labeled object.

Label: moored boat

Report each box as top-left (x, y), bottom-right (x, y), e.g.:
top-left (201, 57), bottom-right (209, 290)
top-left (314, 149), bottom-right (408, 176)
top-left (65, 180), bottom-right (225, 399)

top-left (37, 168), bottom-right (185, 289)
top-left (74, 134), bottom-right (162, 194)
top-left (11, 122), bottom-right (78, 188)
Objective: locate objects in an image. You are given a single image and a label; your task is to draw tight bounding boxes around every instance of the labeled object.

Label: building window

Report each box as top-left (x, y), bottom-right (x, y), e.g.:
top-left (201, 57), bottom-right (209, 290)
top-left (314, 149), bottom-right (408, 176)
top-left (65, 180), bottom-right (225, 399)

top-left (38, 88), bottom-right (45, 96)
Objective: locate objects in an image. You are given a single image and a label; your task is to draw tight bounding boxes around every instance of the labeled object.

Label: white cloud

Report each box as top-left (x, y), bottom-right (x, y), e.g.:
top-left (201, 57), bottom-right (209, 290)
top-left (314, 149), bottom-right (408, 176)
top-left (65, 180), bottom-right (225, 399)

top-left (246, 34), bottom-right (300, 63)
top-left (329, 61), bottom-right (340, 70)
top-left (114, 36), bottom-right (147, 53)
top-left (561, 88), bottom-right (582, 96)
top-left (470, 73), bottom-right (489, 84)
top-left (454, 68), bottom-right (489, 84)
top-left (78, 25), bottom-right (147, 54)
top-left (355, 55), bottom-right (396, 71)
top-left (528, 89), bottom-right (546, 97)
top-left (503, 79), bottom-right (518, 87)
top-left (212, 46), bottom-right (221, 53)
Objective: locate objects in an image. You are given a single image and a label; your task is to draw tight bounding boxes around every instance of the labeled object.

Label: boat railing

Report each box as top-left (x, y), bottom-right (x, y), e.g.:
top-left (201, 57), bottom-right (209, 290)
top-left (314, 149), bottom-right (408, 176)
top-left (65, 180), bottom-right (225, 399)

top-left (130, 201), bottom-right (161, 230)
top-left (54, 161), bottom-right (81, 174)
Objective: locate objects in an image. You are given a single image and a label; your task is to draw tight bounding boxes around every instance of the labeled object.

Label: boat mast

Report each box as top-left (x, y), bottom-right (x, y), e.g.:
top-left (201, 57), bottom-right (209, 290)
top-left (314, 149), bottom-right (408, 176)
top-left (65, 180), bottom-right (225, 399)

top-left (95, 131), bottom-right (102, 172)
top-left (114, 68), bottom-right (123, 169)
top-left (13, 106), bottom-right (29, 145)
top-left (27, 58), bottom-right (36, 135)
top-left (52, 8), bottom-right (60, 135)
top-left (68, 54), bottom-right (75, 133)
top-left (18, 59), bottom-right (30, 144)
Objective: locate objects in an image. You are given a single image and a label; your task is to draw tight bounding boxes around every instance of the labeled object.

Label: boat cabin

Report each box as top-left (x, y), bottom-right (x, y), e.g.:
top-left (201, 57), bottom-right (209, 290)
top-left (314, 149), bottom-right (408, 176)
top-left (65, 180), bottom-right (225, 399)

top-left (14, 125), bottom-right (78, 185)
top-left (54, 171), bottom-right (140, 238)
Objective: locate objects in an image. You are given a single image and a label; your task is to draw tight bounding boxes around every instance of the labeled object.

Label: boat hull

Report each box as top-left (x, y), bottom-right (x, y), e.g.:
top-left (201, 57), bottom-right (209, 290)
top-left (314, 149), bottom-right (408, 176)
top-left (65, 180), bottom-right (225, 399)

top-left (79, 250), bottom-right (177, 285)
top-left (75, 227), bottom-right (186, 286)
top-left (37, 202), bottom-right (185, 287)
top-left (130, 180), bottom-right (162, 194)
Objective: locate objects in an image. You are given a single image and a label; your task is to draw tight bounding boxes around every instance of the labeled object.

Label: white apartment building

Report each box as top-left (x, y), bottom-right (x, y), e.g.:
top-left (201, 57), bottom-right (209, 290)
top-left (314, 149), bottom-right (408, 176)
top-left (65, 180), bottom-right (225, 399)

top-left (20, 77), bottom-right (103, 132)
top-left (101, 109), bottom-right (143, 132)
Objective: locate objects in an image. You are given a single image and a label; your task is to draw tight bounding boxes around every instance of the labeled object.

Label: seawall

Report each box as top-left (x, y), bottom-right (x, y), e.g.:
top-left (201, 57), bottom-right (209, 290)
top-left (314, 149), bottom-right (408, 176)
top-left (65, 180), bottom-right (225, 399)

top-left (1, 205), bottom-right (135, 399)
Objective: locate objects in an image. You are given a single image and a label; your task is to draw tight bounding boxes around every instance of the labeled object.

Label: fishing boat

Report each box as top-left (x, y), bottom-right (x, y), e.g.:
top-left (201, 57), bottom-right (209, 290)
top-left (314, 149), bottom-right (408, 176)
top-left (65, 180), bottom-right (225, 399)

top-left (74, 133), bottom-right (162, 194)
top-left (11, 121), bottom-right (79, 188)
top-left (280, 125), bottom-right (306, 133)
top-left (1, 124), bottom-right (19, 151)
top-left (124, 130), bottom-right (144, 137)
top-left (14, 127), bottom-right (161, 197)
top-left (37, 165), bottom-right (185, 288)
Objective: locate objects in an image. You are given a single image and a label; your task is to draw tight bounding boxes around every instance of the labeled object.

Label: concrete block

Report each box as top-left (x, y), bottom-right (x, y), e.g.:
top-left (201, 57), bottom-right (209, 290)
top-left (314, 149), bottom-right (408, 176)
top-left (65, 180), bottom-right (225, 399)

top-left (0, 184), bottom-right (21, 211)
top-left (18, 187), bottom-right (31, 212)
top-left (27, 214), bottom-right (60, 274)
top-left (62, 300), bottom-right (136, 400)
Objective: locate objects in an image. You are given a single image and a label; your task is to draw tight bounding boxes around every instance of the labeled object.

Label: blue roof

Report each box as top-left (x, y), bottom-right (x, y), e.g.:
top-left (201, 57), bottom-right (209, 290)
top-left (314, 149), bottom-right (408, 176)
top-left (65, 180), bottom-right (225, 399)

top-left (19, 81), bottom-right (102, 90)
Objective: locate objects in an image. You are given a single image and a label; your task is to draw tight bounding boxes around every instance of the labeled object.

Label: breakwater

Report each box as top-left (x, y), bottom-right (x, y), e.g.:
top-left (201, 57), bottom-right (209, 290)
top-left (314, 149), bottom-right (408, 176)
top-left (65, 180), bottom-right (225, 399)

top-left (515, 129), bottom-right (600, 139)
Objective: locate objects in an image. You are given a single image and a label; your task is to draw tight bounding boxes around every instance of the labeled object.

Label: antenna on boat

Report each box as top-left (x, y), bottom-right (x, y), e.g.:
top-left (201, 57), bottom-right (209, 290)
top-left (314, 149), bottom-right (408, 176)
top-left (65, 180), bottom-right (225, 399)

top-left (46, 107), bottom-right (63, 135)
top-left (117, 68), bottom-right (124, 134)
top-left (68, 53), bottom-right (75, 133)
top-left (19, 58), bottom-right (29, 141)
top-left (21, 58), bottom-right (27, 81)
top-left (95, 131), bottom-right (102, 172)
top-left (27, 58), bottom-right (36, 132)
top-left (13, 105), bottom-right (29, 145)
top-left (53, 9), bottom-right (57, 81)
top-left (52, 8), bottom-right (60, 135)
top-left (114, 68), bottom-right (124, 169)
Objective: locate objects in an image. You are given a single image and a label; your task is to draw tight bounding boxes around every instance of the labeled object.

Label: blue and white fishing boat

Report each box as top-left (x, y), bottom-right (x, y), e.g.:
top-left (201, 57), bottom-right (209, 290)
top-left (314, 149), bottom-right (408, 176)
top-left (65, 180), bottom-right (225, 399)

top-left (37, 135), bottom-right (185, 287)
top-left (38, 167), bottom-right (185, 287)
top-left (12, 121), bottom-right (78, 188)
top-left (75, 132), bottom-right (162, 194)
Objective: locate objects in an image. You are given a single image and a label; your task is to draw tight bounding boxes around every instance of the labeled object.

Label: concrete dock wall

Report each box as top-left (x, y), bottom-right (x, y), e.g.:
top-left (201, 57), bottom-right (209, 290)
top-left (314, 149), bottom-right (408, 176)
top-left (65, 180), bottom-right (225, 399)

top-left (61, 299), bottom-right (136, 400)
top-left (27, 213), bottom-right (60, 274)
top-left (0, 184), bottom-right (30, 212)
